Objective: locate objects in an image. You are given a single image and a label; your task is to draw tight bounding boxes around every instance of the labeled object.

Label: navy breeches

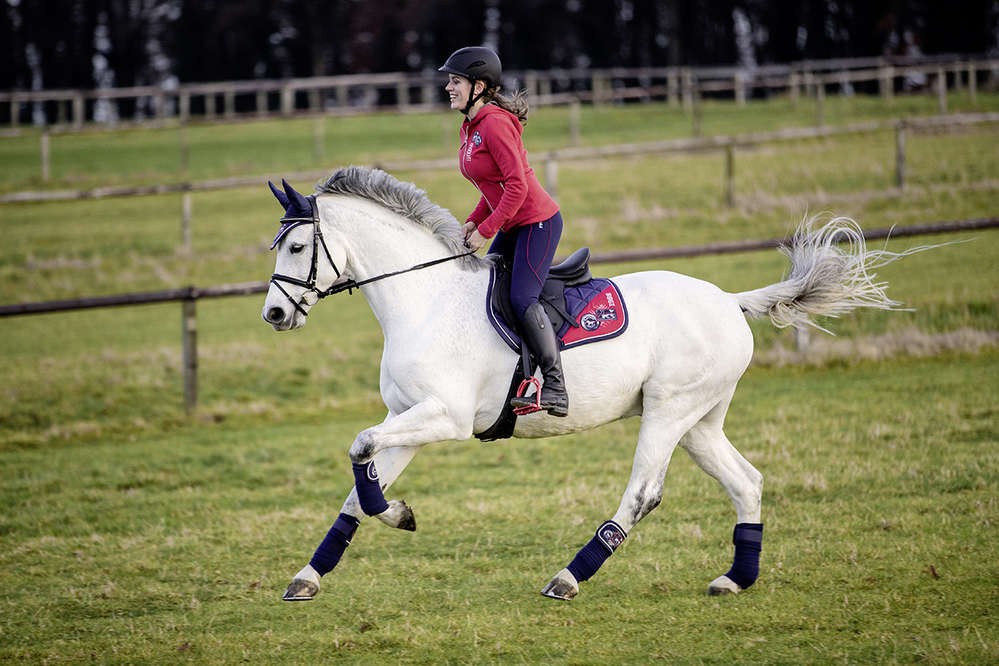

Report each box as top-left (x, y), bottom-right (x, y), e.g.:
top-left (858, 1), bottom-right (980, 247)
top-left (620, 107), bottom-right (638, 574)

top-left (488, 211), bottom-right (563, 321)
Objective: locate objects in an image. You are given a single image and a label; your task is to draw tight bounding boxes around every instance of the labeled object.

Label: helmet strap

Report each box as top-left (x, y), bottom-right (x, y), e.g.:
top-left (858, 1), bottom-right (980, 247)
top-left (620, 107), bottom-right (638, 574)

top-left (462, 79), bottom-right (488, 117)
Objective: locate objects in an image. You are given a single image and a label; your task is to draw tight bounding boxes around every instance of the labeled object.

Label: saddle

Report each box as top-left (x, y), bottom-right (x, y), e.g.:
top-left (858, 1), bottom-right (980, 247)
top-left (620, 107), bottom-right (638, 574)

top-left (477, 247), bottom-right (629, 441)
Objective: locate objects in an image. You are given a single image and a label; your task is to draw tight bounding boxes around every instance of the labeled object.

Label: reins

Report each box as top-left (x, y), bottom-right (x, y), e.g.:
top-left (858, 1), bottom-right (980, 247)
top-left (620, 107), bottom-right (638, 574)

top-left (269, 195), bottom-right (475, 317)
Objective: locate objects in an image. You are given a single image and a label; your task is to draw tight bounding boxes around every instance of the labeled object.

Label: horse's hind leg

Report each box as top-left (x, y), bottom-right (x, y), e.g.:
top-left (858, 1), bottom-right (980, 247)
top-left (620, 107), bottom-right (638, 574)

top-left (542, 391), bottom-right (704, 601)
top-left (680, 393), bottom-right (765, 595)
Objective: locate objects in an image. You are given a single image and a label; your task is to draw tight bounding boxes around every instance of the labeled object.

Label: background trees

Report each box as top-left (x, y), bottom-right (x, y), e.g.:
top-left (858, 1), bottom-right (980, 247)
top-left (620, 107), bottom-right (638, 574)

top-left (2, 0), bottom-right (996, 93)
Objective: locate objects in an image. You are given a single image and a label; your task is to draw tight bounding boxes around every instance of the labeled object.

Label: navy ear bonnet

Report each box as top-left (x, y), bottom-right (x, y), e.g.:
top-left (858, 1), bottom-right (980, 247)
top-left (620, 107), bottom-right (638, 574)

top-left (268, 179), bottom-right (316, 250)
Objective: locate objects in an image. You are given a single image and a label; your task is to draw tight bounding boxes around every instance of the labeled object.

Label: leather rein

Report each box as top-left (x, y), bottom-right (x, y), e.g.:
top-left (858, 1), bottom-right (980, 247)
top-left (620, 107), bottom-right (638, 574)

top-left (269, 196), bottom-right (476, 318)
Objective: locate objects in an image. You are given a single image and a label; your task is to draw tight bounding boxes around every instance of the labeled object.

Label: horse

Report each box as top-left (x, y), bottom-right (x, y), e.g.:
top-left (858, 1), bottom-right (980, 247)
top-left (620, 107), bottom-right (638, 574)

top-left (261, 166), bottom-right (927, 602)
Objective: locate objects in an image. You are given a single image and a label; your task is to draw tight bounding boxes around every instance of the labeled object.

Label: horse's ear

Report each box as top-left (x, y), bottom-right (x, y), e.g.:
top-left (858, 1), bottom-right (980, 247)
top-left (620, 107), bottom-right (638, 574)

top-left (268, 180), bottom-right (290, 209)
top-left (282, 178), bottom-right (312, 211)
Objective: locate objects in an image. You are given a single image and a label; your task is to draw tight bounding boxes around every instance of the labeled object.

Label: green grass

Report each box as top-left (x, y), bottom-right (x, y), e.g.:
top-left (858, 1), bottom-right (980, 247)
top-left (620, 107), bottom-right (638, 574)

top-left (0, 92), bottom-right (997, 663)
top-left (0, 353), bottom-right (995, 663)
top-left (1, 91), bottom-right (996, 193)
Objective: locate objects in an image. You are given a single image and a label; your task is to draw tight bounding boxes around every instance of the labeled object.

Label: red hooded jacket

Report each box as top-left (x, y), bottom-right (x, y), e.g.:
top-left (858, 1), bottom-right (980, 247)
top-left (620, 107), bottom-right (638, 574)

top-left (457, 103), bottom-right (559, 239)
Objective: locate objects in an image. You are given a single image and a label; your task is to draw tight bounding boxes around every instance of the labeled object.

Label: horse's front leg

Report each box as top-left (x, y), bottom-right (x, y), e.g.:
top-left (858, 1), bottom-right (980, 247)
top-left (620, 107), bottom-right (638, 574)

top-left (283, 397), bottom-right (465, 601)
top-left (283, 446), bottom-right (418, 601)
top-left (348, 396), bottom-right (465, 526)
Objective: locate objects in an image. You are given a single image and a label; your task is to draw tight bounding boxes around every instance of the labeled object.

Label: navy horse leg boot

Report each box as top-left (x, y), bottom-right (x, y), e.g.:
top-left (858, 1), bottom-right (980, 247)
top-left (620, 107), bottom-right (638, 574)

top-left (510, 302), bottom-right (569, 417)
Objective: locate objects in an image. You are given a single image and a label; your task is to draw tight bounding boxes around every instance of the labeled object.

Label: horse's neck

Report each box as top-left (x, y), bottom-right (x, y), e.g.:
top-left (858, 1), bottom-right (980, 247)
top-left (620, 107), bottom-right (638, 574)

top-left (329, 202), bottom-right (488, 334)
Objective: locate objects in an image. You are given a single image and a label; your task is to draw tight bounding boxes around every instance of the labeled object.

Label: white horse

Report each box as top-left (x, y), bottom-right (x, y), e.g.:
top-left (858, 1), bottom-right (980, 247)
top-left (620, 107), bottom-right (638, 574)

top-left (261, 166), bottom-right (924, 602)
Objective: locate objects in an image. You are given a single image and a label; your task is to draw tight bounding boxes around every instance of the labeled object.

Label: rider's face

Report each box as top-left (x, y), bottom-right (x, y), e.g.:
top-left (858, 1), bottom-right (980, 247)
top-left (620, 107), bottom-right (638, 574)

top-left (445, 74), bottom-right (475, 111)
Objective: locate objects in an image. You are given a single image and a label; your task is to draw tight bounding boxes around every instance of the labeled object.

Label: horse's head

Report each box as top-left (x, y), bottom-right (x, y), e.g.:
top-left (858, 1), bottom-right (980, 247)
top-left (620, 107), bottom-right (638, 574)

top-left (261, 179), bottom-right (348, 331)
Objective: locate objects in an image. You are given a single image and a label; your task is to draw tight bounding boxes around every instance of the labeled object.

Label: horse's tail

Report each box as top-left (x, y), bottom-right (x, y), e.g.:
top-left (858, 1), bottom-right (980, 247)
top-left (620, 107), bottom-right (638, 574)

top-left (735, 215), bottom-right (938, 333)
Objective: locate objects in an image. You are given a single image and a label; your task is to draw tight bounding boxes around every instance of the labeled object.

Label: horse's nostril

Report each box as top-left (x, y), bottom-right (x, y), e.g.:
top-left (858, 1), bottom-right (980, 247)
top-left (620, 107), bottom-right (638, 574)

top-left (266, 307), bottom-right (285, 323)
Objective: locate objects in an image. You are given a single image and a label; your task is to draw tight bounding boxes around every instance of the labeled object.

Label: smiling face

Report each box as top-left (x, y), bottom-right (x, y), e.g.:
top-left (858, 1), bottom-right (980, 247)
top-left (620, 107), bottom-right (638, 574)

top-left (444, 74), bottom-right (483, 112)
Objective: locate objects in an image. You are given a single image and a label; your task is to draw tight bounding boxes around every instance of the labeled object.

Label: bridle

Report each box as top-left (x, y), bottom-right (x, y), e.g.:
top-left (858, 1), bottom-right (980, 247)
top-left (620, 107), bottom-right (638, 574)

top-left (269, 195), bottom-right (475, 318)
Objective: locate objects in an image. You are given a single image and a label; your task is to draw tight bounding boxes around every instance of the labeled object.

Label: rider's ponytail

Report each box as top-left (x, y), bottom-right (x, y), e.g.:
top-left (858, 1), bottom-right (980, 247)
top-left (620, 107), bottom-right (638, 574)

top-left (485, 88), bottom-right (529, 125)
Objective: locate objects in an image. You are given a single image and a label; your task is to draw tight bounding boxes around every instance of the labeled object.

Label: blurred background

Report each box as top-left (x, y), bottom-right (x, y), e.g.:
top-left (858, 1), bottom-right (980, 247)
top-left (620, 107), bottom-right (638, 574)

top-left (3, 0), bottom-right (998, 121)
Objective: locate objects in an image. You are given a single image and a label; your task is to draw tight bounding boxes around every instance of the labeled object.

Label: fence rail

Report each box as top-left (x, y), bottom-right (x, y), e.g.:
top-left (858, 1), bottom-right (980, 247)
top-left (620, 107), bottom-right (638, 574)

top-left (4, 111), bottom-right (998, 206)
top-left (2, 218), bottom-right (995, 413)
top-left (2, 55), bottom-right (997, 130)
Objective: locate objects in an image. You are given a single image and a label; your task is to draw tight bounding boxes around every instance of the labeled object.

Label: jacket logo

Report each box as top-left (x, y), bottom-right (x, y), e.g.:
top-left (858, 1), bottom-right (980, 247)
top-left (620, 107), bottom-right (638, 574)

top-left (472, 131), bottom-right (482, 146)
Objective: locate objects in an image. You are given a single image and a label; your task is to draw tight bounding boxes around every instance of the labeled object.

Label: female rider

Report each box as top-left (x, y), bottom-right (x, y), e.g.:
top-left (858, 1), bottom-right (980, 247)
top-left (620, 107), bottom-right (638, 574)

top-left (439, 46), bottom-right (568, 417)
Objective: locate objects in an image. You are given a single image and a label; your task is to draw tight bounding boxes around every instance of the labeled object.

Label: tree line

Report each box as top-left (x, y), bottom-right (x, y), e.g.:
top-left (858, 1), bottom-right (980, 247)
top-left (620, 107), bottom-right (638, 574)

top-left (2, 0), bottom-right (996, 95)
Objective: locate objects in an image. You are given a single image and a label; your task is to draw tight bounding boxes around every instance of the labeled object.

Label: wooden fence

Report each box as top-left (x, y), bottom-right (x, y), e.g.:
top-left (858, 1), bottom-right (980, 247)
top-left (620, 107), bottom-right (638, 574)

top-left (2, 55), bottom-right (997, 130)
top-left (1, 218), bottom-right (995, 414)
top-left (5, 111), bottom-right (998, 222)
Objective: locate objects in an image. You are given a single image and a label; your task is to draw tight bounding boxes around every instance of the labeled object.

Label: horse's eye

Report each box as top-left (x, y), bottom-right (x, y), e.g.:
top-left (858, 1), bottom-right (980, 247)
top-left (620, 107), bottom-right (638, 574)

top-left (289, 242), bottom-right (306, 254)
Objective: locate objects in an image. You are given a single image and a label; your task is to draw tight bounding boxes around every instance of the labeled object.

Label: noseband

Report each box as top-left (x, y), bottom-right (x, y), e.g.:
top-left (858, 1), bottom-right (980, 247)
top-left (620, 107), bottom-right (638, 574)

top-left (269, 195), bottom-right (475, 318)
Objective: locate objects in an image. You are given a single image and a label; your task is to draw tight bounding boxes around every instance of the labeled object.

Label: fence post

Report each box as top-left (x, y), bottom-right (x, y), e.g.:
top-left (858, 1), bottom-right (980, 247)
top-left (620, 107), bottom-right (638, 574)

top-left (815, 77), bottom-right (826, 127)
top-left (181, 191), bottom-right (193, 253)
top-left (155, 92), bottom-right (167, 122)
top-left (667, 68), bottom-right (679, 107)
top-left (224, 89), bottom-right (235, 119)
top-left (895, 120), bottom-right (907, 190)
top-left (544, 156), bottom-right (559, 201)
top-left (724, 141), bottom-right (736, 207)
top-left (789, 70), bottom-right (800, 106)
top-left (794, 326), bottom-right (810, 352)
top-left (936, 67), bottom-right (947, 114)
top-left (396, 80), bottom-right (408, 111)
top-left (968, 61), bottom-right (977, 105)
top-left (681, 68), bottom-right (694, 115)
top-left (313, 116), bottom-right (325, 163)
top-left (879, 64), bottom-right (894, 100)
top-left (181, 295), bottom-right (198, 415)
top-left (72, 93), bottom-right (84, 130)
top-left (179, 124), bottom-right (190, 174)
top-left (568, 99), bottom-right (581, 146)
top-left (179, 91), bottom-right (190, 124)
top-left (40, 131), bottom-right (50, 182)
top-left (591, 72), bottom-right (604, 106)
top-left (691, 80), bottom-right (702, 137)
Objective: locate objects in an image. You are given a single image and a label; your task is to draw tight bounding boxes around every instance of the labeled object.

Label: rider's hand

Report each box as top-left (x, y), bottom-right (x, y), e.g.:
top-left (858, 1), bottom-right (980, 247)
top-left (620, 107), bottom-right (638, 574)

top-left (463, 221), bottom-right (477, 240)
top-left (465, 228), bottom-right (487, 251)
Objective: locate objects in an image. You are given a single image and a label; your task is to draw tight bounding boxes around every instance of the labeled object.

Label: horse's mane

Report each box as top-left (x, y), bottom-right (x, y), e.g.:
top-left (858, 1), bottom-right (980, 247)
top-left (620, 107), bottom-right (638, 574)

top-left (315, 166), bottom-right (485, 270)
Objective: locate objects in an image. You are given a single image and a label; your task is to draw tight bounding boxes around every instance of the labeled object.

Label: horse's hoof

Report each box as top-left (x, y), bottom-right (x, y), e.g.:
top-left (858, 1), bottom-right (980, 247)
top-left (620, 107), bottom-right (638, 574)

top-left (376, 499), bottom-right (416, 531)
top-left (282, 578), bottom-right (319, 601)
top-left (707, 575), bottom-right (741, 596)
top-left (541, 568), bottom-right (579, 601)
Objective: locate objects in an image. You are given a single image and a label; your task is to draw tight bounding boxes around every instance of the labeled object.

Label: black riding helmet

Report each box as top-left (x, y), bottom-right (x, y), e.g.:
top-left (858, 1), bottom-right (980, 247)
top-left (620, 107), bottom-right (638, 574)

top-left (439, 46), bottom-right (502, 114)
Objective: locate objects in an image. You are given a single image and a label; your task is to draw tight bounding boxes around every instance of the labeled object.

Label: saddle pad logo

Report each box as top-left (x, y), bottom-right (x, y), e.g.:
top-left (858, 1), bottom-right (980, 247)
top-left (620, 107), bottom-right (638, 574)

top-left (561, 284), bottom-right (627, 348)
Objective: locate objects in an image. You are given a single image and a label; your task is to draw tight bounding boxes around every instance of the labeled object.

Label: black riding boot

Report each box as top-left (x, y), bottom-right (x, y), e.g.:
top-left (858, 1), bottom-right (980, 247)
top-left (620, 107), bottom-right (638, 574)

top-left (510, 302), bottom-right (569, 417)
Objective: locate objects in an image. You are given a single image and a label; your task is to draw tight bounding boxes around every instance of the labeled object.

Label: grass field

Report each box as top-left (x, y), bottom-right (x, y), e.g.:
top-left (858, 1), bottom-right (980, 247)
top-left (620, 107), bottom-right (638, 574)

top-left (1, 92), bottom-right (997, 663)
top-left (1, 353), bottom-right (996, 663)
